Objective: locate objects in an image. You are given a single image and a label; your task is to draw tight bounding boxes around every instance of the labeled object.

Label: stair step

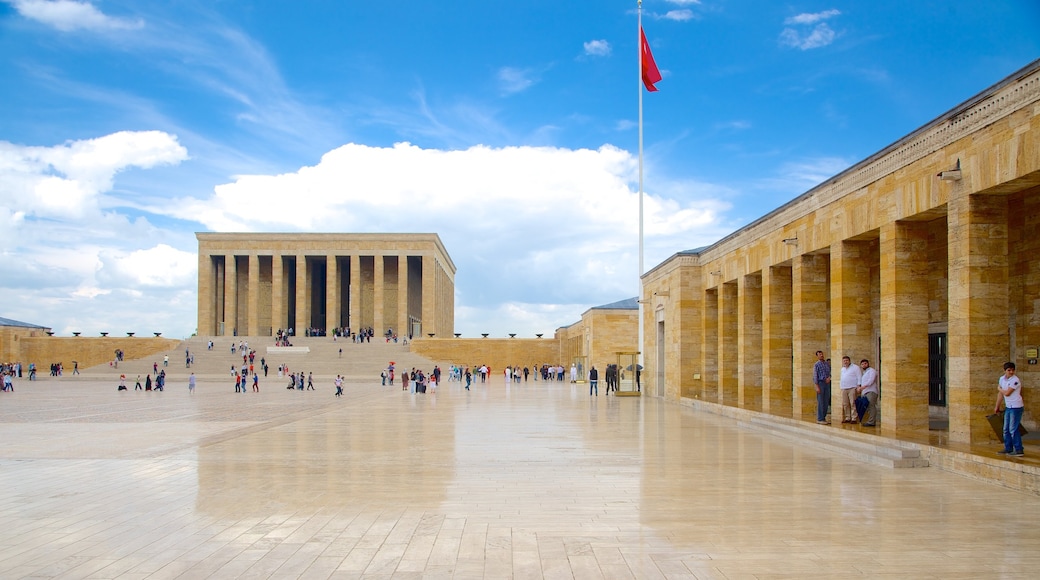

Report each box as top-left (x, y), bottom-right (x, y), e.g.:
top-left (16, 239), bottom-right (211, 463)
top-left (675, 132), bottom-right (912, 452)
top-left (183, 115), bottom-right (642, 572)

top-left (744, 416), bottom-right (929, 468)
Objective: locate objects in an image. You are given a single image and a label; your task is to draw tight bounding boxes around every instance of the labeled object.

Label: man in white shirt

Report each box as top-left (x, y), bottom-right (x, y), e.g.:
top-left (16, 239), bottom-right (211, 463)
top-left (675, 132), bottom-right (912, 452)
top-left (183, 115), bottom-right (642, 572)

top-left (995, 362), bottom-right (1025, 457)
top-left (856, 359), bottom-right (879, 426)
top-left (839, 356), bottom-right (862, 424)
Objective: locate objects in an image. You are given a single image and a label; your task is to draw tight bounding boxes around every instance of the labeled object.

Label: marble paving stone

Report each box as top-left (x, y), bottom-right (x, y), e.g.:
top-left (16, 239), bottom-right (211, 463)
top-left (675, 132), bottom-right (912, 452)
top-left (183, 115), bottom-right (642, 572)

top-left (1, 375), bottom-right (1039, 579)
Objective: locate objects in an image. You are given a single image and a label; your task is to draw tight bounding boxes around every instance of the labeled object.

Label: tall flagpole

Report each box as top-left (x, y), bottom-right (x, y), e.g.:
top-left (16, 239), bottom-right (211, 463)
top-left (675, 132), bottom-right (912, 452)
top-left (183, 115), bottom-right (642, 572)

top-left (637, 0), bottom-right (645, 391)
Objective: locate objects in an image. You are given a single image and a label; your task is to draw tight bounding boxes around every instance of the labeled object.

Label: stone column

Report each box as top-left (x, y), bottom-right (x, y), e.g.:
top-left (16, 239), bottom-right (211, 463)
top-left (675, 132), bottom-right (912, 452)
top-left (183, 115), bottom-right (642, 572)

top-left (948, 192), bottom-right (1009, 444)
top-left (792, 254), bottom-right (829, 420)
top-left (348, 255), bottom-right (360, 333)
top-left (247, 253), bottom-right (259, 336)
top-left (762, 265), bottom-right (793, 416)
top-left (830, 240), bottom-right (874, 418)
top-left (738, 273), bottom-right (763, 410)
top-left (373, 254), bottom-right (384, 335)
top-left (398, 255), bottom-right (409, 338)
top-left (225, 254), bottom-right (238, 337)
top-left (326, 254), bottom-right (339, 335)
top-left (295, 254), bottom-right (309, 335)
top-left (718, 281), bottom-right (739, 406)
top-left (879, 221), bottom-right (930, 434)
top-left (702, 287), bottom-right (719, 402)
top-left (422, 255), bottom-right (436, 336)
top-left (272, 254), bottom-right (284, 334)
top-left (197, 251), bottom-right (214, 335)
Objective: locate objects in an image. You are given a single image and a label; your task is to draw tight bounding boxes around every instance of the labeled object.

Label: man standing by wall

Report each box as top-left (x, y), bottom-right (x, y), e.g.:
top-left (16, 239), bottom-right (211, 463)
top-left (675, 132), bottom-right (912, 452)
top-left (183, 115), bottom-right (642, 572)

top-left (839, 356), bottom-right (862, 424)
top-left (857, 359), bottom-right (879, 427)
top-left (996, 362), bottom-right (1025, 457)
top-left (813, 351), bottom-right (831, 425)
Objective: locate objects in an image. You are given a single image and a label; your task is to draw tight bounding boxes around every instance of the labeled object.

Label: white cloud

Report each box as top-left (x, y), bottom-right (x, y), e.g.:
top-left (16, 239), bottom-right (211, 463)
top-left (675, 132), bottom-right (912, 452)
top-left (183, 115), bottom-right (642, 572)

top-left (661, 9), bottom-right (695, 22)
top-left (583, 39), bottom-right (611, 57)
top-left (7, 0), bottom-right (143, 32)
top-left (0, 131), bottom-right (195, 337)
top-left (0, 131), bottom-right (188, 219)
top-left (106, 244), bottom-right (198, 287)
top-left (784, 9), bottom-right (841, 26)
top-left (497, 66), bottom-right (537, 95)
top-left (780, 9), bottom-right (841, 50)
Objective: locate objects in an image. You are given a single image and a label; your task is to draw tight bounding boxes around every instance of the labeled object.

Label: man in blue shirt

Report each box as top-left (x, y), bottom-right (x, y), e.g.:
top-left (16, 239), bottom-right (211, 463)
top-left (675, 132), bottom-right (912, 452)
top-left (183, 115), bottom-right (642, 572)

top-left (813, 350), bottom-right (832, 424)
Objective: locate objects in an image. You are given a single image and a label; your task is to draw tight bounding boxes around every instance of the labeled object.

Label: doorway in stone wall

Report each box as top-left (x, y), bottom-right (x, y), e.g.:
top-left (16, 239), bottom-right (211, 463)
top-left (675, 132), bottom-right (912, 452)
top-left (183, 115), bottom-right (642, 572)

top-left (657, 320), bottom-right (665, 397)
top-left (928, 333), bottom-right (947, 407)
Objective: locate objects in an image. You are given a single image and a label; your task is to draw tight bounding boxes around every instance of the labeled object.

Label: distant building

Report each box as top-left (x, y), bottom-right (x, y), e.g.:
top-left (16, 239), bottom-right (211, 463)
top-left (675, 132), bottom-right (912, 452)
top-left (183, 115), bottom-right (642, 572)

top-left (196, 233), bottom-right (455, 338)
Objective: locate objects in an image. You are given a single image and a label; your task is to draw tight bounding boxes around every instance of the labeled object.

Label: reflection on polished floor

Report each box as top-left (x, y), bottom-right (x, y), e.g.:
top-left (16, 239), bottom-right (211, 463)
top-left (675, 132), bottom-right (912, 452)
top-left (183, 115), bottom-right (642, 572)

top-left (1, 375), bottom-right (1038, 579)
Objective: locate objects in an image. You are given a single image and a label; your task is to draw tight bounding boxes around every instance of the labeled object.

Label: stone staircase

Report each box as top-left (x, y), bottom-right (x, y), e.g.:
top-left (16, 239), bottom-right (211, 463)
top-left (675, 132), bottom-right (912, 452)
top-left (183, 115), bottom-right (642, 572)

top-left (742, 415), bottom-right (930, 468)
top-left (75, 335), bottom-right (445, 386)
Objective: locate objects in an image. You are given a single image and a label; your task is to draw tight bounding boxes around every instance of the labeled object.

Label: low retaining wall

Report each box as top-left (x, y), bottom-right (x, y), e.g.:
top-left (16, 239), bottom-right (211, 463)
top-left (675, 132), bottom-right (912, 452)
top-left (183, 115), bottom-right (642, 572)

top-left (409, 337), bottom-right (562, 370)
top-left (19, 336), bottom-right (182, 371)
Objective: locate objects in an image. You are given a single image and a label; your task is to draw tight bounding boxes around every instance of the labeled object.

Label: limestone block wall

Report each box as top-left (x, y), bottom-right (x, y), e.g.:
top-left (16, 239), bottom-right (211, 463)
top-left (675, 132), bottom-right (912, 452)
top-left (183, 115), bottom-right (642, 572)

top-left (639, 59), bottom-right (1040, 446)
top-left (409, 338), bottom-right (562, 371)
top-left (0, 326), bottom-right (51, 362)
top-left (19, 337), bottom-right (181, 371)
top-left (585, 309), bottom-right (638, 373)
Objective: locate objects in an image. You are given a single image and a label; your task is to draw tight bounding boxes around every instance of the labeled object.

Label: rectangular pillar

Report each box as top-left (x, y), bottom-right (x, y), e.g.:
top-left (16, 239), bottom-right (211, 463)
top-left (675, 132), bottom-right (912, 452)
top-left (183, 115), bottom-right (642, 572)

top-left (830, 240), bottom-right (874, 416)
top-left (879, 221), bottom-right (931, 434)
top-left (422, 255), bottom-right (435, 336)
top-left (247, 253), bottom-right (259, 336)
top-left (792, 254), bottom-right (830, 420)
top-left (326, 254), bottom-right (339, 334)
top-left (374, 254), bottom-right (384, 335)
top-left (398, 255), bottom-right (409, 338)
top-left (738, 273), bottom-right (763, 410)
top-left (718, 281), bottom-right (738, 406)
top-left (197, 252), bottom-right (215, 335)
top-left (295, 254), bottom-right (309, 334)
top-left (224, 253), bottom-right (238, 337)
top-left (349, 254), bottom-right (360, 332)
top-left (272, 254), bottom-right (284, 333)
top-left (762, 265), bottom-right (793, 416)
top-left (948, 193), bottom-right (1009, 444)
top-left (702, 288), bottom-right (719, 402)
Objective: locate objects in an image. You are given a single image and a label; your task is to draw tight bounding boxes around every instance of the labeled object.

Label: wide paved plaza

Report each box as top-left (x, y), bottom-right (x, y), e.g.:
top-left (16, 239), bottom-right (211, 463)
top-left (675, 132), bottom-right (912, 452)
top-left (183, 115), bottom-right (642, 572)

top-left (1, 373), bottom-right (1038, 579)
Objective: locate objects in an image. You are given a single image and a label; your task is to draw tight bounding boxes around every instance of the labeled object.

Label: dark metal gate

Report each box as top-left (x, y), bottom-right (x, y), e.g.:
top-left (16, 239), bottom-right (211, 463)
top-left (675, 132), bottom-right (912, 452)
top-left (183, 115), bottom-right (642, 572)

top-left (928, 333), bottom-right (947, 406)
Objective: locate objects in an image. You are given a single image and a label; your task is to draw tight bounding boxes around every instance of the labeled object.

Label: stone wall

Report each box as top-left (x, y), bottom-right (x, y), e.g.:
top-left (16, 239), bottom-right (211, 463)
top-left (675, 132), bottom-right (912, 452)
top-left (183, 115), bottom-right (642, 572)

top-left (15, 337), bottom-right (182, 370)
top-left (409, 337), bottom-right (562, 371)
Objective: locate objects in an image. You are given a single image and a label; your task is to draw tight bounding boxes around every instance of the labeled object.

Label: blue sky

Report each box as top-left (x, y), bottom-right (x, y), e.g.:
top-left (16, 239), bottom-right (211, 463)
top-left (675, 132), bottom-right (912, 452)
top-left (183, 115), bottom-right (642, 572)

top-left (1, 0), bottom-right (1038, 339)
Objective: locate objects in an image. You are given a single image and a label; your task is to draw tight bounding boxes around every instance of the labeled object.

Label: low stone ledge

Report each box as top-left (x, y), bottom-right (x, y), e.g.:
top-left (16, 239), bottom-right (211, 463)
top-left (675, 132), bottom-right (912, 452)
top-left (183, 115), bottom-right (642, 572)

top-left (266, 346), bottom-right (311, 354)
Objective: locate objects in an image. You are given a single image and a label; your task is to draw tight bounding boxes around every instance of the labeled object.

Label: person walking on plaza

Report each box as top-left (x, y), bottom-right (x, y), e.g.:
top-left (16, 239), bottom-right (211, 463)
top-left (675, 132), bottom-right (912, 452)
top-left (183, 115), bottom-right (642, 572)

top-left (996, 362), bottom-right (1025, 457)
top-left (839, 356), bottom-right (862, 424)
top-left (589, 366), bottom-right (599, 396)
top-left (856, 359), bottom-right (879, 426)
top-left (307, 372), bottom-right (315, 390)
top-left (253, 373), bottom-right (259, 392)
top-left (188, 373), bottom-right (196, 394)
top-left (814, 350), bottom-right (831, 424)
top-left (335, 375), bottom-right (343, 397)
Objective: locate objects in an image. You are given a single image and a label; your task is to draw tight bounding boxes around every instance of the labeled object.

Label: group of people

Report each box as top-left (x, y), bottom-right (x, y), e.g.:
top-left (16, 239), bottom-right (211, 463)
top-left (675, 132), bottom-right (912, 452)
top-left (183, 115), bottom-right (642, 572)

top-left (117, 370), bottom-right (167, 391)
top-left (812, 351), bottom-right (880, 426)
top-left (401, 366), bottom-right (441, 394)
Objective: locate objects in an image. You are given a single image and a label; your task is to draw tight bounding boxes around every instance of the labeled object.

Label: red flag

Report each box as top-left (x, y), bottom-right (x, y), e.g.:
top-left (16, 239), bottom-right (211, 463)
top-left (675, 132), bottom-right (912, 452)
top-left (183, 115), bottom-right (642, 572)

top-left (641, 26), bottom-right (662, 92)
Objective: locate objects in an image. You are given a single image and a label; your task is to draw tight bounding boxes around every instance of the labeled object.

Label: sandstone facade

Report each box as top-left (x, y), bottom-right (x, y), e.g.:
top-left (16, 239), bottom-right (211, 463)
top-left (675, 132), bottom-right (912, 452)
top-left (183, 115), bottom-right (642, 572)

top-left (642, 59), bottom-right (1040, 445)
top-left (196, 233), bottom-right (455, 339)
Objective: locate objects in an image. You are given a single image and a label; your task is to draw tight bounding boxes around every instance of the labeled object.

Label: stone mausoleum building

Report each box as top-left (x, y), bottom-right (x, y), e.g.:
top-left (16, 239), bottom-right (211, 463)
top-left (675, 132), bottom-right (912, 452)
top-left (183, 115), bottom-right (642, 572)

top-left (196, 233), bottom-right (455, 339)
top-left (641, 59), bottom-right (1040, 448)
